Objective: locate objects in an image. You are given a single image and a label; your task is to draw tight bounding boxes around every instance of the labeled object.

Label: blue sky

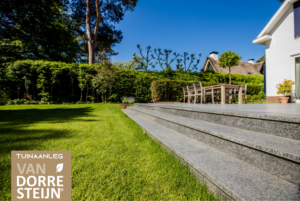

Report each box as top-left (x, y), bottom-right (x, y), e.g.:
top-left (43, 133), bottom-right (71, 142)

top-left (111, 0), bottom-right (282, 71)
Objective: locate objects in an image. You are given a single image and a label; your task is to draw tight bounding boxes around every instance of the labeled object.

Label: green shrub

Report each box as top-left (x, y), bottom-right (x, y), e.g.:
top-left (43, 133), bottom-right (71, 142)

top-left (0, 90), bottom-right (10, 105)
top-left (246, 84), bottom-right (260, 95)
top-left (127, 97), bottom-right (135, 104)
top-left (150, 80), bottom-right (221, 102)
top-left (1, 60), bottom-right (265, 103)
top-left (122, 97), bottom-right (128, 103)
top-left (151, 80), bottom-right (265, 103)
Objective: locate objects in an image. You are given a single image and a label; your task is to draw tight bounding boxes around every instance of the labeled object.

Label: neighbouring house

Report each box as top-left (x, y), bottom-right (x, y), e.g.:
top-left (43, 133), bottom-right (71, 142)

top-left (253, 0), bottom-right (300, 103)
top-left (203, 52), bottom-right (265, 76)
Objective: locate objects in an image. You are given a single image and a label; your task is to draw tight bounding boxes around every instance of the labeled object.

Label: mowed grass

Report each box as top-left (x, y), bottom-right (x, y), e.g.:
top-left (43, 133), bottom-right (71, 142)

top-left (0, 103), bottom-right (217, 200)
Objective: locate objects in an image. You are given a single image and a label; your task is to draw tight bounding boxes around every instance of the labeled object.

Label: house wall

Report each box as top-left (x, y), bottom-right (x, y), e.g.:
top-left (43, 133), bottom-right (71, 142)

top-left (265, 5), bottom-right (300, 98)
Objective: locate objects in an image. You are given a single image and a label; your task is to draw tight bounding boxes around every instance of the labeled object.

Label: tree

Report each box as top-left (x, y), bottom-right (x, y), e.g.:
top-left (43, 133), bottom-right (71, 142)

top-left (133, 45), bottom-right (156, 71)
top-left (218, 51), bottom-right (241, 85)
top-left (50, 67), bottom-right (62, 101)
top-left (71, 0), bottom-right (138, 64)
top-left (153, 48), bottom-right (180, 71)
top-left (176, 52), bottom-right (202, 72)
top-left (257, 55), bottom-right (265, 62)
top-left (77, 68), bottom-right (87, 101)
top-left (114, 55), bottom-right (145, 70)
top-left (92, 64), bottom-right (119, 102)
top-left (0, 0), bottom-right (80, 63)
top-left (36, 65), bottom-right (52, 102)
top-left (68, 64), bottom-right (78, 102)
top-left (77, 26), bottom-right (122, 64)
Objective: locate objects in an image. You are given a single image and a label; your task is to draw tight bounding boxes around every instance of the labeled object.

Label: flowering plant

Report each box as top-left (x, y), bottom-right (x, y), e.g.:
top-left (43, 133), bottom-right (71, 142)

top-left (121, 97), bottom-right (128, 103)
top-left (276, 79), bottom-right (294, 96)
top-left (127, 97), bottom-right (135, 104)
top-left (121, 97), bottom-right (135, 104)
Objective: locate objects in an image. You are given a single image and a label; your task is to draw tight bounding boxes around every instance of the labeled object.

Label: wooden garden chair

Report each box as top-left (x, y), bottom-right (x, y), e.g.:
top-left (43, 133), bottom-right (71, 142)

top-left (193, 82), bottom-right (203, 104)
top-left (230, 84), bottom-right (248, 104)
top-left (186, 85), bottom-right (196, 104)
top-left (183, 87), bottom-right (188, 103)
top-left (203, 85), bottom-right (220, 104)
top-left (183, 86), bottom-right (195, 103)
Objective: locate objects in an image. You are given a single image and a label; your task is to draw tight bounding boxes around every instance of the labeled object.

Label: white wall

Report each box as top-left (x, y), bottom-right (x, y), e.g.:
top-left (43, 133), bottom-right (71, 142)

top-left (265, 5), bottom-right (300, 97)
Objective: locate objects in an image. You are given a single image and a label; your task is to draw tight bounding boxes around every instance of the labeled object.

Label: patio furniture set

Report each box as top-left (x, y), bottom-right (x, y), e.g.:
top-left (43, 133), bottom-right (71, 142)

top-left (183, 82), bottom-right (247, 104)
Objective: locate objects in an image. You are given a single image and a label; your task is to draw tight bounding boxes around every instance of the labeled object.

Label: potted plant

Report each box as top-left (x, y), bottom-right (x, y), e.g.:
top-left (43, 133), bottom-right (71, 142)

top-left (120, 97), bottom-right (129, 109)
top-left (127, 97), bottom-right (135, 106)
top-left (276, 79), bottom-right (294, 103)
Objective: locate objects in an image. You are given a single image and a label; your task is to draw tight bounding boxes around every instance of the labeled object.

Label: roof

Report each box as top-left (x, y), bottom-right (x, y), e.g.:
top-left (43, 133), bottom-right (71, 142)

top-left (203, 57), bottom-right (264, 75)
top-left (253, 0), bottom-right (299, 45)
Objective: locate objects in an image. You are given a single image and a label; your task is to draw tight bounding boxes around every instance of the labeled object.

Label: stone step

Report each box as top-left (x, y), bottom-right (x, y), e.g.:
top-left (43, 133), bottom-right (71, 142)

top-left (128, 106), bottom-right (300, 185)
top-left (134, 103), bottom-right (300, 141)
top-left (122, 109), bottom-right (300, 201)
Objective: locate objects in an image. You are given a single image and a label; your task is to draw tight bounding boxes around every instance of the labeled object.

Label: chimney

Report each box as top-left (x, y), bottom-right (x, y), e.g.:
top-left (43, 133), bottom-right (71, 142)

top-left (248, 59), bottom-right (255, 64)
top-left (210, 51), bottom-right (219, 60)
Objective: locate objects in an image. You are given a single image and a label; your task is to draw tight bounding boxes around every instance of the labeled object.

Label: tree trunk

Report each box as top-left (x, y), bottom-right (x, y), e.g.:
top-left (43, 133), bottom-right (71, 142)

top-left (229, 67), bottom-right (232, 85)
top-left (32, 84), bottom-right (34, 100)
top-left (51, 86), bottom-right (53, 101)
top-left (24, 81), bottom-right (28, 94)
top-left (17, 85), bottom-right (20, 99)
top-left (86, 0), bottom-right (101, 65)
top-left (32, 82), bottom-right (36, 100)
top-left (86, 88), bottom-right (88, 103)
top-left (71, 76), bottom-right (74, 102)
top-left (58, 83), bottom-right (61, 98)
top-left (80, 89), bottom-right (83, 101)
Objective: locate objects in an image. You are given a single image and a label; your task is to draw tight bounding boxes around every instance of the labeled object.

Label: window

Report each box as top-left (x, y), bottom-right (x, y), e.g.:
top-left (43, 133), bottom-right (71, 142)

top-left (208, 64), bottom-right (215, 71)
top-left (294, 1), bottom-right (300, 38)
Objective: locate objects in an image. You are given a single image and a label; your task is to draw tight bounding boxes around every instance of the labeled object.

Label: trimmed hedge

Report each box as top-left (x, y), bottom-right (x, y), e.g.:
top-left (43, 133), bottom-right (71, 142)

top-left (0, 60), bottom-right (265, 104)
top-left (150, 80), bottom-right (220, 102)
top-left (150, 80), bottom-right (265, 103)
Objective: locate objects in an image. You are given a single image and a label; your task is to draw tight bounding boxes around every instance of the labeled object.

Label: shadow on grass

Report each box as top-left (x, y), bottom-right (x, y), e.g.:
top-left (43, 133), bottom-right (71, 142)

top-left (0, 107), bottom-right (96, 124)
top-left (0, 106), bottom-right (105, 199)
top-left (0, 107), bottom-right (97, 154)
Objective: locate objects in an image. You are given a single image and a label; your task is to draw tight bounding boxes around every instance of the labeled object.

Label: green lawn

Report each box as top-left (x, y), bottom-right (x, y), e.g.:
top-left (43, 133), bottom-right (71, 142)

top-left (0, 103), bottom-right (217, 200)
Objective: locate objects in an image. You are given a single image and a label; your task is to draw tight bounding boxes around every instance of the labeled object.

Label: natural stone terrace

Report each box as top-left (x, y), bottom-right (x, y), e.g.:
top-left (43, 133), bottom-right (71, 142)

top-left (139, 103), bottom-right (300, 122)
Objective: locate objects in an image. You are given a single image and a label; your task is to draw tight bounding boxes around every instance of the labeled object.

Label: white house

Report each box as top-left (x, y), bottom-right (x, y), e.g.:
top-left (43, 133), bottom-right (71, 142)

top-left (253, 0), bottom-right (300, 103)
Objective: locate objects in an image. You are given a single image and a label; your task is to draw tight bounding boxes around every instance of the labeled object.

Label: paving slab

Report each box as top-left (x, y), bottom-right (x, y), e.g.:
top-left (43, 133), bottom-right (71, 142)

top-left (135, 103), bottom-right (300, 123)
top-left (130, 107), bottom-right (300, 162)
top-left (129, 107), bottom-right (300, 185)
top-left (134, 104), bottom-right (300, 140)
top-left (123, 109), bottom-right (300, 201)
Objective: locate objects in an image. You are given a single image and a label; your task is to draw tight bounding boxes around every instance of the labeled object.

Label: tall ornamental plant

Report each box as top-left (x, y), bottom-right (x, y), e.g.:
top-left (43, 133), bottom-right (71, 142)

top-left (92, 64), bottom-right (119, 102)
top-left (218, 51), bottom-right (241, 85)
top-left (36, 63), bottom-right (52, 102)
top-left (77, 68), bottom-right (87, 102)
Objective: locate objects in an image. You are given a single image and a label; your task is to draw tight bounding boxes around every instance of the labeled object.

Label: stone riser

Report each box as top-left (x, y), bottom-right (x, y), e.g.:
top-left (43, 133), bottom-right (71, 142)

top-left (128, 107), bottom-right (300, 185)
top-left (137, 123), bottom-right (234, 201)
top-left (134, 104), bottom-right (300, 140)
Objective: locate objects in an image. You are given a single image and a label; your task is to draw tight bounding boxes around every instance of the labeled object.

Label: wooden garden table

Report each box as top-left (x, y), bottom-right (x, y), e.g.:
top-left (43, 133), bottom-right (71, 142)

top-left (203, 84), bottom-right (244, 104)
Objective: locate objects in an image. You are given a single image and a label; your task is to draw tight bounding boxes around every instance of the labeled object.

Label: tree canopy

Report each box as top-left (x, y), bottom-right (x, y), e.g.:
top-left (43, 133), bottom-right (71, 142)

top-left (257, 55), bottom-right (265, 62)
top-left (0, 0), bottom-right (138, 64)
top-left (0, 0), bottom-right (80, 63)
top-left (219, 51), bottom-right (241, 85)
top-left (70, 0), bottom-right (138, 64)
